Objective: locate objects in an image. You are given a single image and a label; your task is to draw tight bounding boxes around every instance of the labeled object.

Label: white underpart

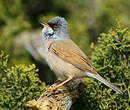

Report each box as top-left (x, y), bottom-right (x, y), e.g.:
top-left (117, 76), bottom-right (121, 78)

top-left (42, 27), bottom-right (54, 37)
top-left (42, 27), bottom-right (62, 40)
top-left (42, 27), bottom-right (53, 34)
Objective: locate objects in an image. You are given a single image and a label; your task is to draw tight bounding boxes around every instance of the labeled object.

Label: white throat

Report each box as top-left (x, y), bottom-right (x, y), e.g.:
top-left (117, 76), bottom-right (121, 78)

top-left (42, 27), bottom-right (70, 41)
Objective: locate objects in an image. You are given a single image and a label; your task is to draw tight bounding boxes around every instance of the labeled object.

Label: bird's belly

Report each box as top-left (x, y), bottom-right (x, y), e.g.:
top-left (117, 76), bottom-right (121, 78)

top-left (46, 52), bottom-right (84, 80)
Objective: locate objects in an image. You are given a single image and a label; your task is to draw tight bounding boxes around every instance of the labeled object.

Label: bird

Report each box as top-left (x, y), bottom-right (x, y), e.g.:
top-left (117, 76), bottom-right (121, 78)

top-left (40, 16), bottom-right (124, 94)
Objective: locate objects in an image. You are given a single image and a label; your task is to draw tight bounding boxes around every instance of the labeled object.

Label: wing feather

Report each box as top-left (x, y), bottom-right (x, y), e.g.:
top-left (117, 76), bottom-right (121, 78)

top-left (48, 40), bottom-right (97, 74)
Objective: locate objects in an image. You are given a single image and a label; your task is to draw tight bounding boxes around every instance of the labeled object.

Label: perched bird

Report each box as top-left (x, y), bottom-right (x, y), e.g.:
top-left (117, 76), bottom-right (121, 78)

top-left (41, 16), bottom-right (124, 94)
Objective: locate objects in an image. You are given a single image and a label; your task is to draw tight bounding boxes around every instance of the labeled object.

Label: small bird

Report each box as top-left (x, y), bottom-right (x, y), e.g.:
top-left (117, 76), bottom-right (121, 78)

top-left (41, 16), bottom-right (124, 94)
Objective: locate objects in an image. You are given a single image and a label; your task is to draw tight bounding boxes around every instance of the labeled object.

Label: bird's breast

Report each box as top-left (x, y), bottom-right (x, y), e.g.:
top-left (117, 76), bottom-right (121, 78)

top-left (46, 50), bottom-right (84, 80)
top-left (43, 40), bottom-right (86, 80)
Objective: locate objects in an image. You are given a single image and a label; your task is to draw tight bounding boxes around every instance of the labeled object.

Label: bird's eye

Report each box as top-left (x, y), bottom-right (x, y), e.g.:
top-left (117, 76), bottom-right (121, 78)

top-left (53, 25), bottom-right (58, 30)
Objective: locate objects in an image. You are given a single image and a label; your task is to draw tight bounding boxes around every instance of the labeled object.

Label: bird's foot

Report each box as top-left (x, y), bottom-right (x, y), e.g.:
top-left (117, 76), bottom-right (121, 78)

top-left (46, 78), bottom-right (73, 92)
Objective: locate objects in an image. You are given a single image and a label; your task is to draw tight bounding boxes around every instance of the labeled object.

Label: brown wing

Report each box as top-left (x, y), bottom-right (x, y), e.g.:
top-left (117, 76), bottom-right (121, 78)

top-left (48, 40), bottom-right (97, 74)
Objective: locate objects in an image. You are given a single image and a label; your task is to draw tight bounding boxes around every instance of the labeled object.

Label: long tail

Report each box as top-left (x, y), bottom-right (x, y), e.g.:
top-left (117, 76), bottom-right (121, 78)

top-left (86, 72), bottom-right (124, 94)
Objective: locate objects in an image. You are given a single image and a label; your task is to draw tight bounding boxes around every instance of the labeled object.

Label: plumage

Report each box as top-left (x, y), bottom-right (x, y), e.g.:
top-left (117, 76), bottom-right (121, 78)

top-left (41, 16), bottom-right (124, 94)
top-left (48, 40), bottom-right (97, 74)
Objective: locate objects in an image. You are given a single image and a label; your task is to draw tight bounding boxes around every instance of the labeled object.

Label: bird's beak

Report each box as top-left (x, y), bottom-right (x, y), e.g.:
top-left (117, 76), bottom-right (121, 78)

top-left (40, 22), bottom-right (51, 29)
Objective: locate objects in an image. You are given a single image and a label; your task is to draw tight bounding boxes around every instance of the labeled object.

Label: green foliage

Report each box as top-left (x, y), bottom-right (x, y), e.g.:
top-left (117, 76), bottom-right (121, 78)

top-left (0, 0), bottom-right (129, 66)
top-left (0, 51), bottom-right (47, 109)
top-left (71, 22), bottom-right (129, 110)
top-left (0, 0), bottom-right (31, 65)
top-left (0, 0), bottom-right (129, 109)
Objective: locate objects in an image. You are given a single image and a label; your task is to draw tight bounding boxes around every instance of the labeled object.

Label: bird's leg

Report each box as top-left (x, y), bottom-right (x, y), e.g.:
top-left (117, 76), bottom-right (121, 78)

top-left (47, 78), bottom-right (73, 92)
top-left (57, 78), bottom-right (73, 88)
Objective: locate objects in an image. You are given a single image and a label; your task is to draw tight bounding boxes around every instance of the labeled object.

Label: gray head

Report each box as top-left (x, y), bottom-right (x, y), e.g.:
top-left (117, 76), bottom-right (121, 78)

top-left (41, 16), bottom-right (70, 40)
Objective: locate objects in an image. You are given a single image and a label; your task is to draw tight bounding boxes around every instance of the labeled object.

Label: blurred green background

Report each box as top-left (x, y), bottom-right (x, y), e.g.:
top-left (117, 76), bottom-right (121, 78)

top-left (0, 0), bottom-right (129, 109)
top-left (0, 0), bottom-right (130, 83)
top-left (0, 0), bottom-right (129, 62)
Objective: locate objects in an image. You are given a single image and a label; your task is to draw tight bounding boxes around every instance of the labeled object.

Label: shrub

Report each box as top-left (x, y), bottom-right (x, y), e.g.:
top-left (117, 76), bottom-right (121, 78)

top-left (0, 21), bottom-right (129, 110)
top-left (0, 51), bottom-right (47, 110)
top-left (71, 21), bottom-right (129, 110)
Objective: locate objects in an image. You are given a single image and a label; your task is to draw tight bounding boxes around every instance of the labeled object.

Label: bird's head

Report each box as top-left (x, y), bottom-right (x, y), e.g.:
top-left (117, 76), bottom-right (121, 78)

top-left (41, 16), bottom-right (70, 40)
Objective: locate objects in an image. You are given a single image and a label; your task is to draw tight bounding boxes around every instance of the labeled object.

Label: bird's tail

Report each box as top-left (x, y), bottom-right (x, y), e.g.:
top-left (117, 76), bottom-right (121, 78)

top-left (86, 72), bottom-right (124, 94)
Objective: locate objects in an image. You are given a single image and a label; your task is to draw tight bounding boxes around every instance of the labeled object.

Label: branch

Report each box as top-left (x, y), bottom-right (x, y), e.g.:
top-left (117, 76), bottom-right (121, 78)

top-left (26, 80), bottom-right (86, 110)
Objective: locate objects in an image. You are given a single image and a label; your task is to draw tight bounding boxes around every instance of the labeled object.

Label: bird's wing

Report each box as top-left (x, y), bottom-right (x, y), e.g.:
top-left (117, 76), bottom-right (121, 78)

top-left (48, 40), bottom-right (97, 74)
